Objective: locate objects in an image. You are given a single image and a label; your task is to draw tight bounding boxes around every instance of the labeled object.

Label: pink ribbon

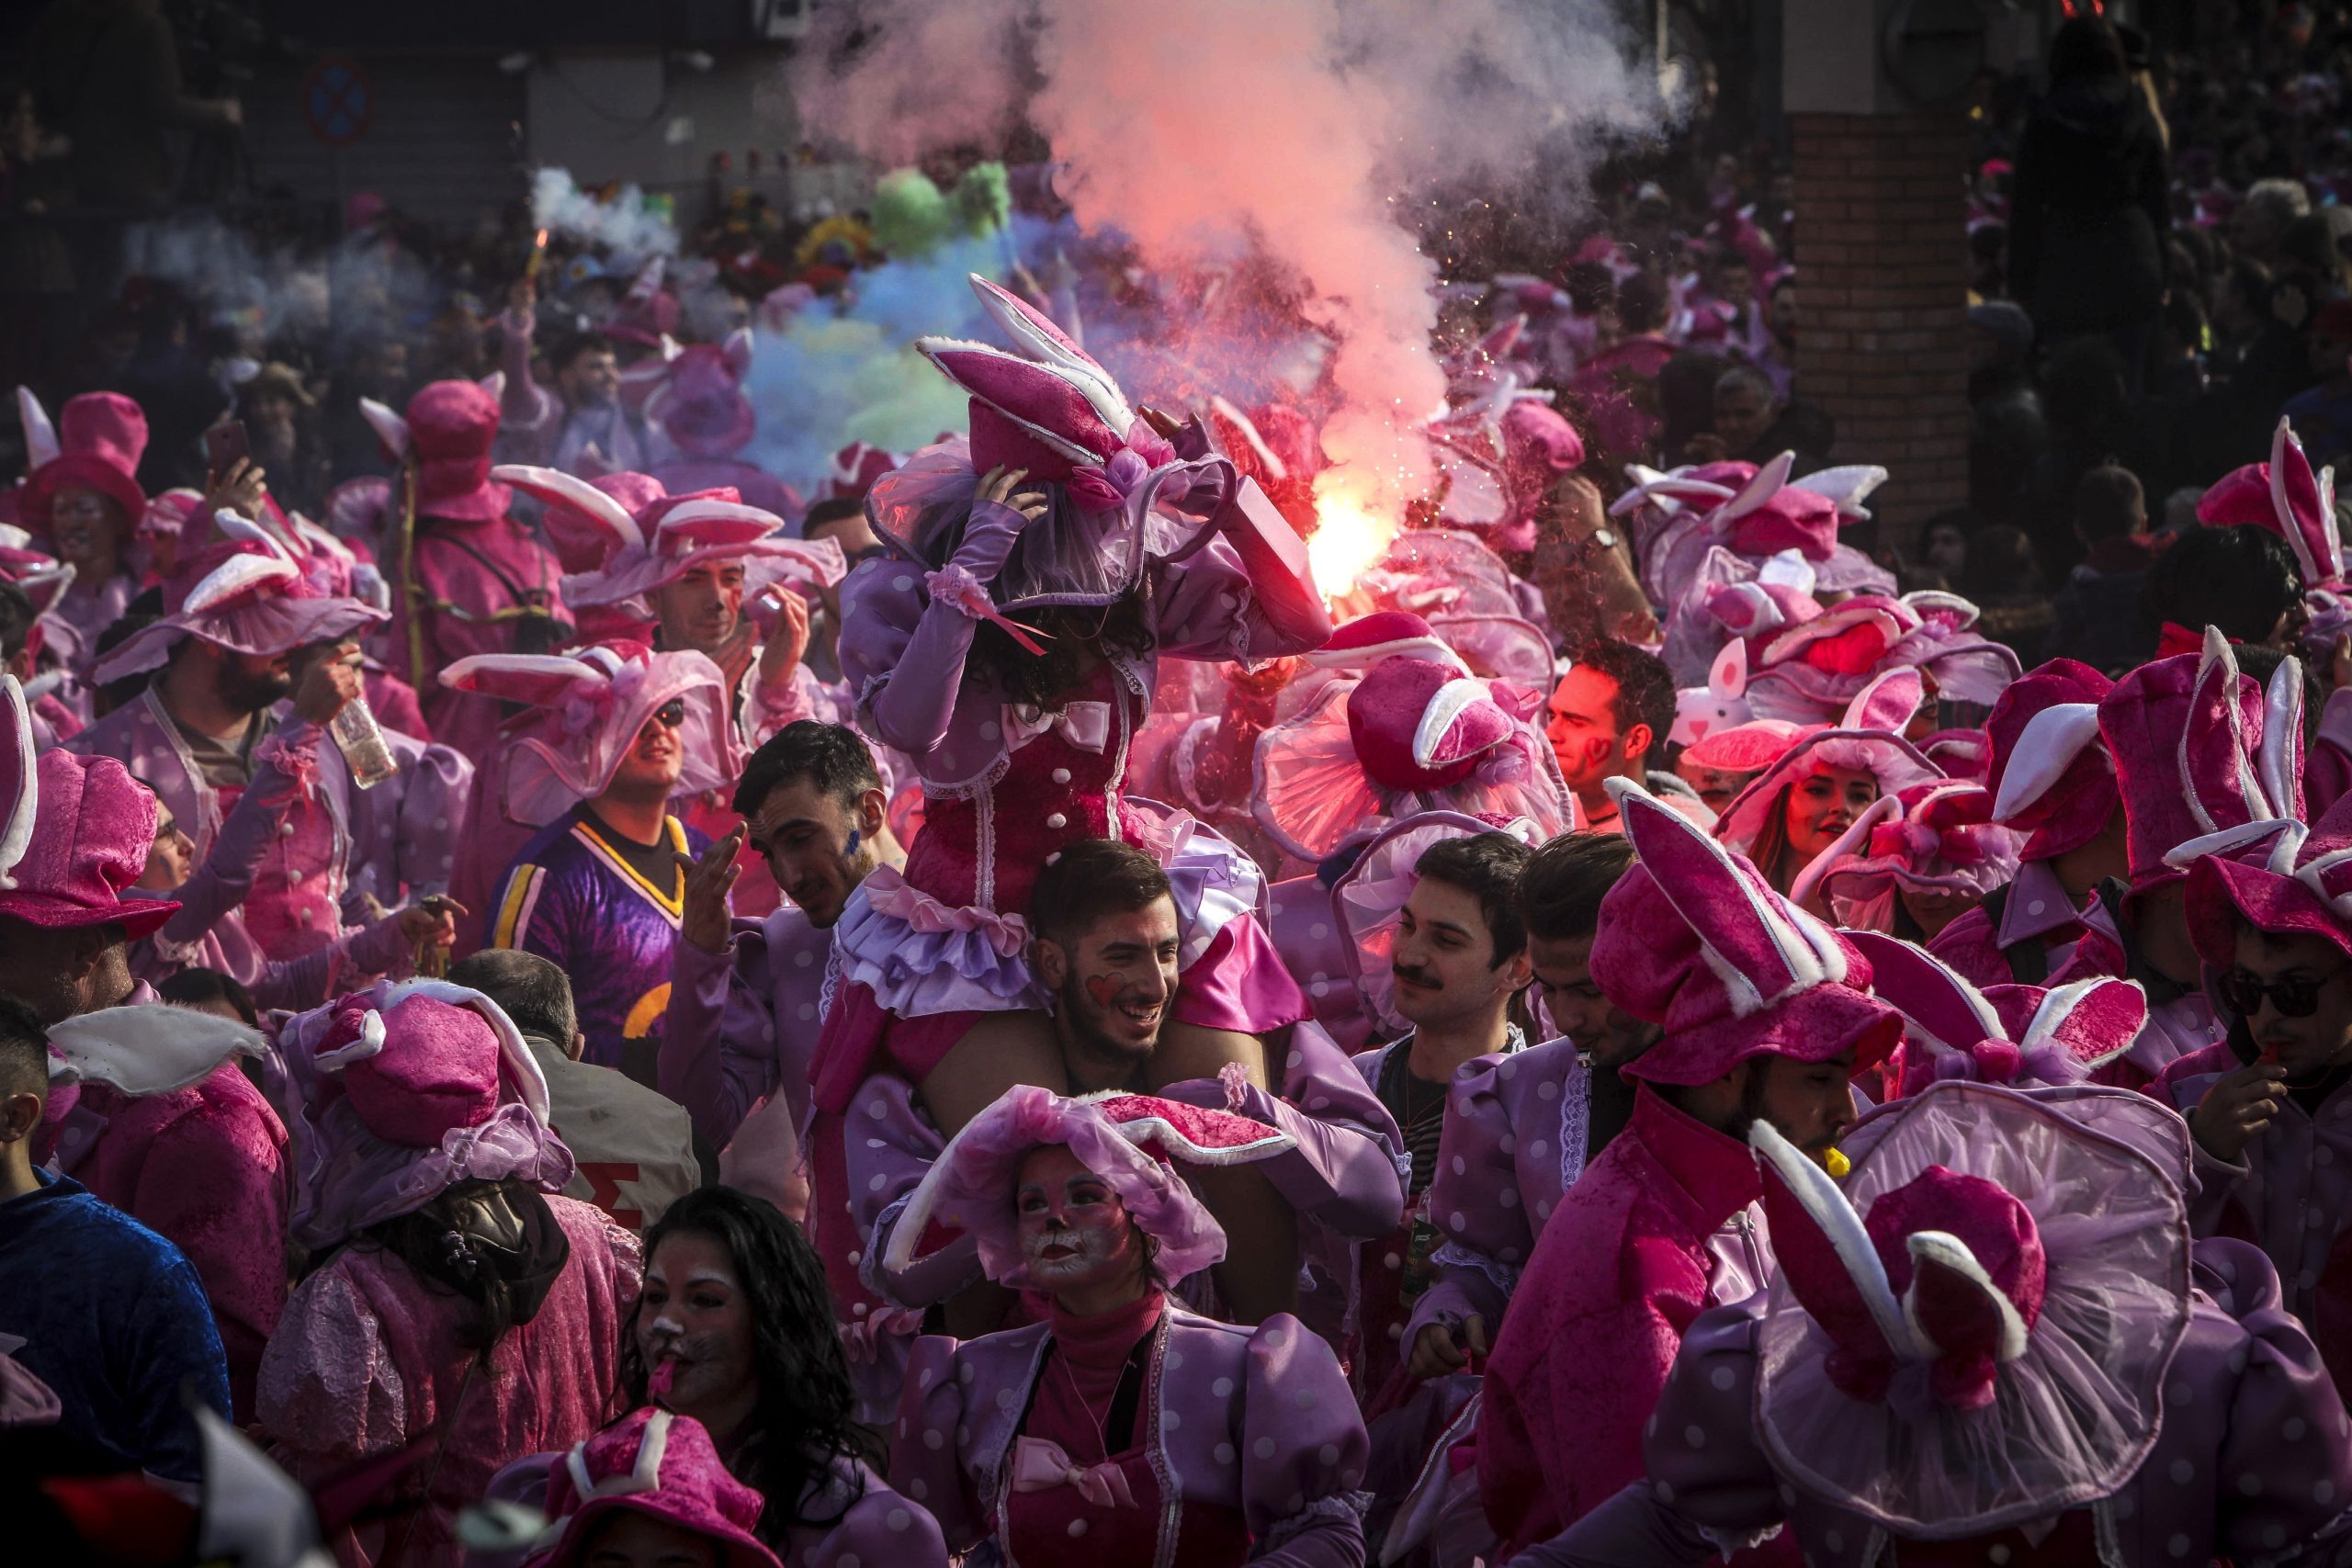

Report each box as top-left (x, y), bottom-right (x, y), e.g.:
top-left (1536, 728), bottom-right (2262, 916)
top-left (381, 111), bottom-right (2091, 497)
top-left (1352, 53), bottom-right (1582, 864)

top-left (1011, 1436), bottom-right (1138, 1509)
top-left (1005, 699), bottom-right (1114, 755)
top-left (926, 564), bottom-right (1048, 656)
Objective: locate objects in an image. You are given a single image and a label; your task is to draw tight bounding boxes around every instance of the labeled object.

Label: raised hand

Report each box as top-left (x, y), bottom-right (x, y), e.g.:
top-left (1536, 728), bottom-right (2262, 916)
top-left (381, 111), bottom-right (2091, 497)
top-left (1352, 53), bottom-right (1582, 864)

top-left (676, 827), bottom-right (744, 956)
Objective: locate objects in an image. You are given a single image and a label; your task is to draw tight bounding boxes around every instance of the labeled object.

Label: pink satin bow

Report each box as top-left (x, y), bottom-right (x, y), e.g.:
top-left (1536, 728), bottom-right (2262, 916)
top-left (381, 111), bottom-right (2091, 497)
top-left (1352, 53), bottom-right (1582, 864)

top-left (1011, 1436), bottom-right (1138, 1509)
top-left (1006, 699), bottom-right (1114, 755)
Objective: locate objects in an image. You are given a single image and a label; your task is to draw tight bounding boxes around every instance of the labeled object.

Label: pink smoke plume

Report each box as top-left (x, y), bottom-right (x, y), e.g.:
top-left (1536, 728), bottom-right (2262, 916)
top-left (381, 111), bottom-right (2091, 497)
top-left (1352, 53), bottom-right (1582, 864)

top-left (795, 0), bottom-right (1663, 592)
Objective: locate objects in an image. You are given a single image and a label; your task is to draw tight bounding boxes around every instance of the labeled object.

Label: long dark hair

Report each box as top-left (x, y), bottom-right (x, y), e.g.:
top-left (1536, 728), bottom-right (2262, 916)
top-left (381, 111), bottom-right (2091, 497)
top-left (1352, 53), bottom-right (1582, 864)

top-left (619, 1188), bottom-right (876, 1539)
top-left (1747, 782), bottom-right (1799, 896)
top-left (343, 1178), bottom-right (571, 1369)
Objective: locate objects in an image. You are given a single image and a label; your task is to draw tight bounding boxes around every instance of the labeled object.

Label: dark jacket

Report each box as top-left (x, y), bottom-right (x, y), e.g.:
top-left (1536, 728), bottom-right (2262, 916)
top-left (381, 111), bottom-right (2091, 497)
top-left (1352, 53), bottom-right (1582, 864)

top-left (2009, 81), bottom-right (2170, 336)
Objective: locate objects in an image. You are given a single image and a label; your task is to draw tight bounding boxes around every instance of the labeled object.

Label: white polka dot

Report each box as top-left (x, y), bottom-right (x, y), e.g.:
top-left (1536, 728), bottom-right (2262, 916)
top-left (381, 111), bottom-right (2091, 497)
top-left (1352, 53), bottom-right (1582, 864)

top-left (1449, 1212), bottom-right (1467, 1230)
top-left (1255, 1437), bottom-right (1278, 1459)
top-left (1537, 1081), bottom-right (1558, 1100)
top-left (1310, 980), bottom-right (1329, 998)
top-left (2168, 1534), bottom-right (2191, 1557)
top-left (1216, 1442), bottom-right (1237, 1464)
top-left (1537, 1201), bottom-right (1553, 1220)
top-left (1710, 1366), bottom-right (1736, 1391)
top-left (796, 948), bottom-right (816, 967)
top-left (1499, 1247), bottom-right (1520, 1263)
top-left (2227, 1346), bottom-right (2249, 1375)
top-left (1317, 1443), bottom-right (1340, 1465)
top-left (1287, 1049), bottom-right (1304, 1069)
top-left (922, 1429), bottom-right (943, 1450)
top-left (893, 575), bottom-right (914, 592)
top-left (959, 1364), bottom-right (976, 1384)
top-left (1500, 1189), bottom-right (1520, 1209)
top-left (1067, 1519), bottom-right (1088, 1538)
top-left (1213, 1377), bottom-right (1234, 1397)
top-left (1529, 1140), bottom-right (1548, 1159)
top-left (899, 1416), bottom-right (910, 1435)
top-left (1656, 1481), bottom-right (1675, 1503)
top-left (1165, 1409), bottom-right (1182, 1429)
top-left (2112, 1491), bottom-right (2135, 1519)
top-left (866, 1098), bottom-right (888, 1119)
top-left (910, 1479), bottom-right (928, 1500)
top-left (848, 1250), bottom-right (862, 1265)
top-left (841, 1556), bottom-right (861, 1568)
top-left (1498, 1134), bottom-right (1516, 1155)
top-left (2319, 1480), bottom-right (2337, 1505)
top-left (939, 751), bottom-right (956, 770)
top-left (1387, 1322), bottom-right (1405, 1340)
top-left (1308, 1095), bottom-right (1331, 1111)
top-left (980, 721), bottom-right (1001, 739)
top-left (1266, 1327), bottom-right (1286, 1348)
top-left (1383, 1252), bottom-right (1402, 1269)
top-left (997, 1388), bottom-right (1019, 1411)
top-left (868, 1175), bottom-right (888, 1191)
top-left (2290, 1416), bottom-right (2312, 1441)
top-left (2026, 898), bottom-right (2046, 917)
top-left (888, 1509), bottom-right (911, 1532)
top-left (1167, 1351), bottom-right (1183, 1371)
top-left (1989, 1548), bottom-right (2011, 1565)
top-left (1452, 1155), bottom-right (1467, 1176)
top-left (1683, 1425), bottom-right (1706, 1449)
top-left (798, 1003), bottom-right (818, 1021)
top-left (1270, 900), bottom-right (1286, 919)
top-left (1308, 922), bottom-right (1330, 941)
top-left (1824, 1530), bottom-right (1844, 1553)
top-left (1046, 812), bottom-right (1068, 829)
top-left (1052, 768), bottom-right (1071, 784)
top-left (1295, 1388), bottom-right (1317, 1409)
top-left (2169, 1459), bottom-right (2194, 1485)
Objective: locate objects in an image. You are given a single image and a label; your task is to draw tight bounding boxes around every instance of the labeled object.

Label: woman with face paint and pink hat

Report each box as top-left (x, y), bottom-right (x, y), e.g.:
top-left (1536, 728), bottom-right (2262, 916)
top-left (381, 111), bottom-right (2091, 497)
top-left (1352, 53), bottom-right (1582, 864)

top-left (888, 1084), bottom-right (1371, 1568)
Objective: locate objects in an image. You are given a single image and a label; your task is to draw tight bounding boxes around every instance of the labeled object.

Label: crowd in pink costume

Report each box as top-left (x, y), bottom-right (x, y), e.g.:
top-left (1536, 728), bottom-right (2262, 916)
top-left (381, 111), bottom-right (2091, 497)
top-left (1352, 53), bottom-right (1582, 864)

top-left (32, 14), bottom-right (2352, 1562)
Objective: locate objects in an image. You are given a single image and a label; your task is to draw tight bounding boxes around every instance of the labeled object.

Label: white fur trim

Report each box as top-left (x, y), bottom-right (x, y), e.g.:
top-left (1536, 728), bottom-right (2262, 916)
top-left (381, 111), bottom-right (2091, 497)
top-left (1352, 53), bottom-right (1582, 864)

top-left (1413, 678), bottom-right (1497, 769)
top-left (0, 676), bottom-right (32, 889)
top-left (438, 652), bottom-right (605, 695)
top-left (16, 387), bottom-right (57, 470)
top-left (215, 512), bottom-right (296, 564)
top-left (181, 553), bottom-right (299, 615)
top-left (1093, 1107), bottom-right (1297, 1166)
top-left (1905, 1229), bottom-right (2031, 1363)
top-left (1901, 589), bottom-right (1981, 629)
top-left (1990, 704), bottom-right (2102, 822)
top-left (488, 464), bottom-right (644, 551)
top-left (47, 1007), bottom-right (265, 1096)
top-left (651, 499), bottom-right (785, 544)
top-left (1713, 450), bottom-right (1796, 528)
top-left (1787, 794), bottom-right (1901, 909)
top-left (1750, 1122), bottom-right (1917, 1357)
top-left (2259, 654), bottom-right (2305, 822)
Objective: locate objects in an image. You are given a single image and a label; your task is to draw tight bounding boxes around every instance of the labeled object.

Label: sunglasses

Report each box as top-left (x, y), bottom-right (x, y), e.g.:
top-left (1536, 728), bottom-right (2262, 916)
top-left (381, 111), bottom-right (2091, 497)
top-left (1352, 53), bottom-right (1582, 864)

top-left (646, 699), bottom-right (688, 731)
top-left (2214, 963), bottom-right (2351, 1020)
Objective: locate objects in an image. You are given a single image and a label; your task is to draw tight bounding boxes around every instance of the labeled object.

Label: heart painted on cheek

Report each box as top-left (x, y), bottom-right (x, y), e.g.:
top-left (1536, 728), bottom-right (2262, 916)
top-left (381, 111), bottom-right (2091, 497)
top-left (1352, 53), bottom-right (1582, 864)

top-left (1084, 974), bottom-right (1125, 1010)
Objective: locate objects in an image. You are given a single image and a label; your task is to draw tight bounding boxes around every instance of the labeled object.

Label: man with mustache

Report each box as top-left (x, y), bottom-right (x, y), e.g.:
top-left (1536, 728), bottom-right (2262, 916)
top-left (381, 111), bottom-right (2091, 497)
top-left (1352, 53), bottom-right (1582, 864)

top-left (1402, 830), bottom-right (1650, 1389)
top-left (1476, 783), bottom-right (1901, 1559)
top-left (1351, 829), bottom-right (1534, 1401)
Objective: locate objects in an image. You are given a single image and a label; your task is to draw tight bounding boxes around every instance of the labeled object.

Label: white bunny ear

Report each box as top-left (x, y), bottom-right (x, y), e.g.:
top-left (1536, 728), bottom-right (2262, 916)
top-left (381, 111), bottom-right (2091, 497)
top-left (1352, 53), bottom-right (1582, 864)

top-left (358, 398), bottom-right (410, 460)
top-left (214, 511), bottom-right (294, 563)
top-left (1750, 1120), bottom-right (1917, 1358)
top-left (1710, 637), bottom-right (1749, 700)
top-left (2259, 653), bottom-right (2307, 824)
top-left (1794, 464), bottom-right (1889, 518)
top-left (1713, 450), bottom-right (1796, 527)
top-left (720, 326), bottom-right (754, 378)
top-left (1757, 547), bottom-right (1817, 595)
top-left (182, 551), bottom-right (299, 614)
top-left (15, 387), bottom-right (58, 470)
top-left (0, 674), bottom-right (34, 890)
top-left (480, 370), bottom-right (506, 403)
top-left (490, 464), bottom-right (644, 551)
top-left (660, 333), bottom-right (683, 364)
top-left (1990, 702), bottom-right (2102, 821)
top-left (47, 1006), bottom-right (265, 1097)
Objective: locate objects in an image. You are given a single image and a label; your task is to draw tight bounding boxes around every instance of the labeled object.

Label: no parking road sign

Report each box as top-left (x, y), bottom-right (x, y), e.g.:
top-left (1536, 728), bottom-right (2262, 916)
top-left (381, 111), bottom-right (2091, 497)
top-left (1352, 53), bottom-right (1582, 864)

top-left (301, 56), bottom-right (373, 147)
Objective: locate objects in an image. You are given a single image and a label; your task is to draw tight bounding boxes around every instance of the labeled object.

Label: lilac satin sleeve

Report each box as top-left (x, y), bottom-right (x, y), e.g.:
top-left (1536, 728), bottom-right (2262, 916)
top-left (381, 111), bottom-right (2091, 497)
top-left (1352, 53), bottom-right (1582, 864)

top-left (890, 1336), bottom-right (986, 1553)
top-left (1240, 1314), bottom-right (1371, 1568)
top-left (839, 558), bottom-right (978, 759)
top-left (2204, 1239), bottom-right (2352, 1564)
top-left (784, 1457), bottom-right (949, 1568)
top-left (160, 726), bottom-right (311, 942)
top-left (1406, 1052), bottom-right (1556, 1345)
top-left (851, 1074), bottom-right (982, 1308)
top-left (660, 918), bottom-right (774, 1148)
top-left (390, 739), bottom-right (470, 899)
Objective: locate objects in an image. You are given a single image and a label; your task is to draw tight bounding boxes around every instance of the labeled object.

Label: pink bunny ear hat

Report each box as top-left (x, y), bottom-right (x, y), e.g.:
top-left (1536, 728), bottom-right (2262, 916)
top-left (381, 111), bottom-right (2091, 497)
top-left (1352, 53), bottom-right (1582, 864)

top-left (1984, 658), bottom-right (2118, 859)
top-left (2197, 415), bottom-right (2344, 588)
top-left (1842, 929), bottom-right (2144, 1095)
top-left (1712, 668), bottom-right (1944, 858)
top-left (884, 1083), bottom-right (1295, 1291)
top-left (2102, 626), bottom-right (2293, 893)
top-left (1590, 779), bottom-right (1903, 1086)
top-left (1749, 1080), bottom-right (2188, 1538)
top-left (531, 1408), bottom-right (781, 1568)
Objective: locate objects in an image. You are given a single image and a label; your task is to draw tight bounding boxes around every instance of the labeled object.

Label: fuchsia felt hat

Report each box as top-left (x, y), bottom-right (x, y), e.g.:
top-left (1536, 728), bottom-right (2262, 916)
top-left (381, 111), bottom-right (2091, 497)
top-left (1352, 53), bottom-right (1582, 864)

top-left (0, 676), bottom-right (177, 937)
top-left (1793, 780), bottom-right (2023, 926)
top-left (825, 440), bottom-right (903, 502)
top-left (1251, 650), bottom-right (1574, 863)
top-left (1984, 658), bottom-right (2118, 859)
top-left (1748, 1081), bottom-right (2188, 1537)
top-left (1713, 667), bottom-right (1943, 859)
top-left (396, 381), bottom-right (513, 524)
top-left (885, 1084), bottom-right (1297, 1292)
top-left (532, 469), bottom-right (671, 575)
top-left (2198, 415), bottom-right (2343, 589)
top-left (496, 466), bottom-right (843, 610)
top-left (1593, 779), bottom-right (1903, 1086)
top-left (1305, 611), bottom-right (1466, 673)
top-left (277, 978), bottom-right (568, 1249)
top-left (2101, 627), bottom-right (2291, 893)
top-left (440, 640), bottom-right (741, 826)
top-left (1679, 715), bottom-right (1808, 775)
top-left (91, 515), bottom-right (388, 685)
top-left (528, 1408), bottom-right (781, 1568)
top-left (18, 389), bottom-right (149, 536)
top-left (1843, 929), bottom-right (2144, 1095)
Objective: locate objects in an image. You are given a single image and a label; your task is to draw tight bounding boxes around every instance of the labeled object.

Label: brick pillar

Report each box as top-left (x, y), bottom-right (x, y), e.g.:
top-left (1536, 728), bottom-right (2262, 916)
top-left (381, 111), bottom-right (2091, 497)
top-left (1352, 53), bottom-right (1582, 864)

top-left (1792, 111), bottom-right (1971, 547)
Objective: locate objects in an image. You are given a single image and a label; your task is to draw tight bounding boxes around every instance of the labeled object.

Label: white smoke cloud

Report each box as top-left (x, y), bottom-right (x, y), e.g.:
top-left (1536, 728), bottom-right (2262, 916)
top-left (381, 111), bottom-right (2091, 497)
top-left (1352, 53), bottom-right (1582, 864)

top-left (530, 167), bottom-right (678, 266)
top-left (791, 0), bottom-right (1664, 587)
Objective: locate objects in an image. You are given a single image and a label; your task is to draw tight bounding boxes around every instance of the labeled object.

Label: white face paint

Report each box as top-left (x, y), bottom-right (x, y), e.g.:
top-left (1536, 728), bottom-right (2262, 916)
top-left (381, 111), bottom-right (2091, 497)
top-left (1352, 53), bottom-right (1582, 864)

top-left (1022, 1223), bottom-right (1123, 1281)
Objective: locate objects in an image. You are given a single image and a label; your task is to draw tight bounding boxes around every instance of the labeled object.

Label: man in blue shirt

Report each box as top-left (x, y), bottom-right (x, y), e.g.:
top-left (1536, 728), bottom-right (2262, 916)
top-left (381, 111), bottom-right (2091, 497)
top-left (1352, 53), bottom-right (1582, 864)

top-left (0, 992), bottom-right (229, 1487)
